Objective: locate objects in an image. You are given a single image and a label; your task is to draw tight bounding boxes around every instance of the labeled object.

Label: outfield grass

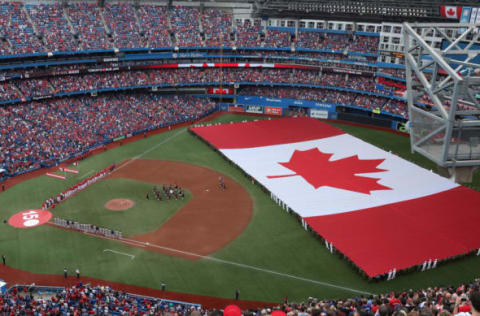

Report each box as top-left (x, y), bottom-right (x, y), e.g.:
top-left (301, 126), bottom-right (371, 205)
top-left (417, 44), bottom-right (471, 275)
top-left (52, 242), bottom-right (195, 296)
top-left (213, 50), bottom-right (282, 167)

top-left (0, 113), bottom-right (478, 303)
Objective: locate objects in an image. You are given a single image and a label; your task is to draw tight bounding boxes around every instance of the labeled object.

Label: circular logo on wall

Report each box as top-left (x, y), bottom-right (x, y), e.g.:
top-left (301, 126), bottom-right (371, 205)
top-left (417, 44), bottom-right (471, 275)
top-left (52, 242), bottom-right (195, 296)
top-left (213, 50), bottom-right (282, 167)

top-left (8, 209), bottom-right (52, 228)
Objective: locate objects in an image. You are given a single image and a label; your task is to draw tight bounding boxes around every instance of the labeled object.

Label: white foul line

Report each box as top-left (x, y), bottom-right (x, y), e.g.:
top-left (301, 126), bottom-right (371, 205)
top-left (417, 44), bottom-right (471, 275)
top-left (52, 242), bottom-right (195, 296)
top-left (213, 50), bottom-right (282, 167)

top-left (79, 170), bottom-right (95, 179)
top-left (87, 127), bottom-right (372, 295)
top-left (104, 249), bottom-right (135, 260)
top-left (120, 237), bottom-right (373, 296)
top-left (112, 129), bottom-right (187, 174)
top-left (83, 231), bottom-right (145, 247)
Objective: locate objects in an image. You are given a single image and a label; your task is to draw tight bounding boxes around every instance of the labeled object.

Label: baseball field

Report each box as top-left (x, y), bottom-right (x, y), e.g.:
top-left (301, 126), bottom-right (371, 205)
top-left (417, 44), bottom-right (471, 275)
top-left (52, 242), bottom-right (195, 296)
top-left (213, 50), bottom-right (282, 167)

top-left (0, 113), bottom-right (479, 304)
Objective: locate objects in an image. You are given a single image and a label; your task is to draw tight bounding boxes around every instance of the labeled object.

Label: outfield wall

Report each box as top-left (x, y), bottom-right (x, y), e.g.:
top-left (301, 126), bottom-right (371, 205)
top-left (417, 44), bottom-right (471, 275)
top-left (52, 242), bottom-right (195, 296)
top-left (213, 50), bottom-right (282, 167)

top-left (218, 96), bottom-right (408, 132)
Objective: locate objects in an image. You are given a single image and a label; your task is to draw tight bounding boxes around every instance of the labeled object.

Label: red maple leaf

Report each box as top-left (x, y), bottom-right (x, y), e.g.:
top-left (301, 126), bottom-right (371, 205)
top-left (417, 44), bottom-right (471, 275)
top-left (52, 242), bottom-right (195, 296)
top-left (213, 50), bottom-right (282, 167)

top-left (447, 8), bottom-right (455, 16)
top-left (267, 148), bottom-right (391, 194)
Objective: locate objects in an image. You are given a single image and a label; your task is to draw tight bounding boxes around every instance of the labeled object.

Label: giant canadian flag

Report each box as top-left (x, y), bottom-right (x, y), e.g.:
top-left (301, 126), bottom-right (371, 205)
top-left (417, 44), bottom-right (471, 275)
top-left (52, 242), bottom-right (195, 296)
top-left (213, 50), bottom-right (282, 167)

top-left (191, 117), bottom-right (480, 277)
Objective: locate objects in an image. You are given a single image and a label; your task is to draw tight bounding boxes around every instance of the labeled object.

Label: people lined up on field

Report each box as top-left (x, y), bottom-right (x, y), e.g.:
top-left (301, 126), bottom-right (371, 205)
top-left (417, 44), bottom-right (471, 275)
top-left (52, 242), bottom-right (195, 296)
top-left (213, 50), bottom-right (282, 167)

top-left (147, 184), bottom-right (185, 201)
top-left (41, 165), bottom-right (115, 210)
top-left (53, 217), bottom-right (122, 239)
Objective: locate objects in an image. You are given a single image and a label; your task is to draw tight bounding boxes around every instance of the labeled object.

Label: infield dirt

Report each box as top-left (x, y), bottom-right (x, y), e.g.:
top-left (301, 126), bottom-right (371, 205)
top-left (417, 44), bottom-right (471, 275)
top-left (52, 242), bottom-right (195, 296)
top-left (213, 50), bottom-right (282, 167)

top-left (107, 159), bottom-right (253, 260)
top-left (105, 198), bottom-right (135, 211)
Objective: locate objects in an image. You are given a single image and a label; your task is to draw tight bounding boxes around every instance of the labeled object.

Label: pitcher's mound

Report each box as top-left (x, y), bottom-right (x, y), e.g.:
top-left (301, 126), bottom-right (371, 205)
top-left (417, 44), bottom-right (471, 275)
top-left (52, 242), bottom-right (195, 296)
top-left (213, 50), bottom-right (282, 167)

top-left (105, 199), bottom-right (134, 211)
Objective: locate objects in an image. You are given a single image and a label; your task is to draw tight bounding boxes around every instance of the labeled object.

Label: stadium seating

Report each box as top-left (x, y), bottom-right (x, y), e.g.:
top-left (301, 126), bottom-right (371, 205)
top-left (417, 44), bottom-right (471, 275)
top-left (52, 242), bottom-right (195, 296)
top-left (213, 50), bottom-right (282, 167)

top-left (0, 2), bottom-right (405, 178)
top-left (170, 6), bottom-right (202, 47)
top-left (265, 29), bottom-right (292, 48)
top-left (0, 2), bottom-right (382, 55)
top-left (235, 19), bottom-right (262, 47)
top-left (1, 279), bottom-right (479, 315)
top-left (103, 3), bottom-right (144, 49)
top-left (25, 3), bottom-right (78, 52)
top-left (1, 69), bottom-right (397, 102)
top-left (0, 94), bottom-right (215, 175)
top-left (2, 283), bottom-right (200, 314)
top-left (297, 32), bottom-right (379, 54)
top-left (0, 82), bottom-right (22, 100)
top-left (66, 3), bottom-right (112, 50)
top-left (137, 5), bottom-right (172, 48)
top-left (201, 8), bottom-right (234, 47)
top-left (16, 78), bottom-right (53, 97)
top-left (0, 2), bottom-right (43, 54)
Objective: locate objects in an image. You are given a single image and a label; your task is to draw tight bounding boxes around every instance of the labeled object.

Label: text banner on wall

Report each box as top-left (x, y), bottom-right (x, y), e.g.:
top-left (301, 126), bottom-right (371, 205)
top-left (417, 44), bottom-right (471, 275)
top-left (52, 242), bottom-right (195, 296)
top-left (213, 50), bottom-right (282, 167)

top-left (265, 106), bottom-right (283, 116)
top-left (228, 106), bottom-right (244, 113)
top-left (310, 109), bottom-right (329, 119)
top-left (245, 105), bottom-right (264, 114)
top-left (237, 96), bottom-right (335, 111)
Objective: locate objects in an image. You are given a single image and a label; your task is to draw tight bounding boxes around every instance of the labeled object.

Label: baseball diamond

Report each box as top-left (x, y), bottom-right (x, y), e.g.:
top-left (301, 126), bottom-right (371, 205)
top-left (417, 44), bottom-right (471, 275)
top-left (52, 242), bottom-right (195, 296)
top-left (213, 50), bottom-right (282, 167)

top-left (0, 4), bottom-right (479, 312)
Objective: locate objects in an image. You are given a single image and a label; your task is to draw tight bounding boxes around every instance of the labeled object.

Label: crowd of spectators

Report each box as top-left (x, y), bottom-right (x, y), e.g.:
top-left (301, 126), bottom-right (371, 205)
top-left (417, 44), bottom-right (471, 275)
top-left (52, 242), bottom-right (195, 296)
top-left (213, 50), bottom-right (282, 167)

top-left (0, 69), bottom-right (398, 102)
top-left (288, 106), bottom-right (309, 117)
top-left (0, 67), bottom-right (408, 126)
top-left (0, 94), bottom-right (215, 175)
top-left (0, 39), bottom-right (10, 56)
top-left (0, 2), bottom-right (383, 54)
top-left (265, 29), bottom-right (292, 48)
top-left (349, 35), bottom-right (379, 54)
top-left (202, 8), bottom-right (234, 47)
top-left (235, 19), bottom-right (263, 47)
top-left (0, 68), bottom-right (406, 122)
top-left (0, 282), bottom-right (204, 315)
top-left (296, 32), bottom-right (379, 54)
top-left (0, 2), bottom-right (43, 54)
top-left (0, 82), bottom-right (22, 100)
top-left (1, 279), bottom-right (479, 316)
top-left (297, 33), bottom-right (350, 52)
top-left (249, 50), bottom-right (378, 64)
top-left (238, 86), bottom-right (407, 117)
top-left (16, 78), bottom-right (53, 97)
top-left (382, 99), bottom-right (408, 117)
top-left (137, 5), bottom-right (172, 48)
top-left (171, 6), bottom-right (203, 47)
top-left (66, 3), bottom-right (112, 50)
top-left (296, 32), bottom-right (327, 50)
top-left (103, 3), bottom-right (144, 49)
top-left (25, 3), bottom-right (78, 52)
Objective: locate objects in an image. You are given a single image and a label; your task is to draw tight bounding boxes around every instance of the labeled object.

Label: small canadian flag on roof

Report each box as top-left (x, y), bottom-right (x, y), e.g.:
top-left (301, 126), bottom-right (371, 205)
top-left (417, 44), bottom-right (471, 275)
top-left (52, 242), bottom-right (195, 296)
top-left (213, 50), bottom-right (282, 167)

top-left (440, 5), bottom-right (462, 19)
